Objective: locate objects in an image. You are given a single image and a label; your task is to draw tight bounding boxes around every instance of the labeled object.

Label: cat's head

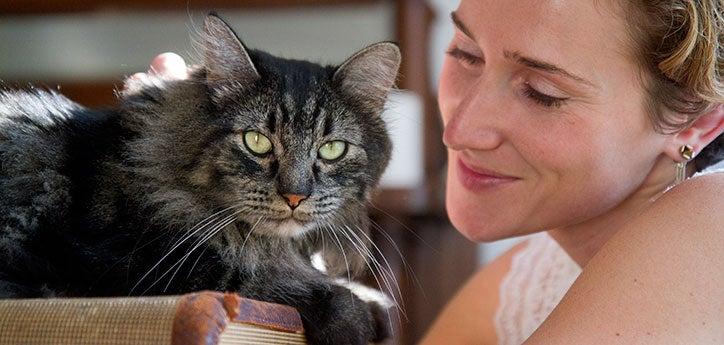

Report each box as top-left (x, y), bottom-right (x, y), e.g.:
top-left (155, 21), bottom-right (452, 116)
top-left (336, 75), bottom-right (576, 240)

top-left (126, 14), bottom-right (400, 241)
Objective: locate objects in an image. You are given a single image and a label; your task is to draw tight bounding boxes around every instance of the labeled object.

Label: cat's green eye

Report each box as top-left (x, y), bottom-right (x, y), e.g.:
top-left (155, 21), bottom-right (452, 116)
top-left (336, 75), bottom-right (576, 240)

top-left (243, 131), bottom-right (273, 156)
top-left (318, 141), bottom-right (347, 161)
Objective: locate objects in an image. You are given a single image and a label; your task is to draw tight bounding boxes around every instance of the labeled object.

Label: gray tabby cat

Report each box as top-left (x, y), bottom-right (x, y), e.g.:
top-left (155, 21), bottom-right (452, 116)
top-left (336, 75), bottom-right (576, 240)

top-left (0, 14), bottom-right (400, 345)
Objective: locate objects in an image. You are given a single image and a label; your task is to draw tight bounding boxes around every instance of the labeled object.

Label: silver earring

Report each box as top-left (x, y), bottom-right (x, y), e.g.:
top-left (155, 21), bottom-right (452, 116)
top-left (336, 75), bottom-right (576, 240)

top-left (674, 145), bottom-right (694, 184)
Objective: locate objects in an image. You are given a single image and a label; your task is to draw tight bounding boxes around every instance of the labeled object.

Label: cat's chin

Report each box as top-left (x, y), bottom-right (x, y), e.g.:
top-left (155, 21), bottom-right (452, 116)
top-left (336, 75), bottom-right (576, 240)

top-left (264, 218), bottom-right (312, 238)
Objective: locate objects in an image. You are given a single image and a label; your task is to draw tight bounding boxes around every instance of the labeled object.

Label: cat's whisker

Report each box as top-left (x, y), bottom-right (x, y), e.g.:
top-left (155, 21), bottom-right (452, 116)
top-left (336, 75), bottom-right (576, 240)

top-left (359, 210), bottom-right (423, 290)
top-left (334, 224), bottom-right (404, 330)
top-left (348, 224), bottom-right (405, 306)
top-left (238, 216), bottom-right (264, 256)
top-left (349, 230), bottom-right (408, 325)
top-left (335, 224), bottom-right (378, 281)
top-left (156, 213), bottom-right (237, 293)
top-left (326, 221), bottom-right (394, 305)
top-left (321, 217), bottom-right (390, 293)
top-left (158, 205), bottom-right (236, 259)
top-left (367, 219), bottom-right (428, 303)
top-left (130, 204), bottom-right (241, 294)
top-left (101, 226), bottom-right (175, 287)
top-left (339, 224), bottom-right (406, 319)
top-left (165, 203), bottom-right (244, 252)
top-left (338, 225), bottom-right (385, 283)
top-left (331, 213), bottom-right (406, 317)
top-left (184, 245), bottom-right (210, 280)
top-left (324, 223), bottom-right (353, 285)
top-left (362, 200), bottom-right (438, 254)
top-left (320, 224), bottom-right (327, 255)
top-left (319, 222), bottom-right (361, 304)
top-left (332, 224), bottom-right (397, 328)
top-left (349, 199), bottom-right (428, 297)
top-left (185, 210), bottom-right (259, 278)
top-left (162, 210), bottom-right (242, 292)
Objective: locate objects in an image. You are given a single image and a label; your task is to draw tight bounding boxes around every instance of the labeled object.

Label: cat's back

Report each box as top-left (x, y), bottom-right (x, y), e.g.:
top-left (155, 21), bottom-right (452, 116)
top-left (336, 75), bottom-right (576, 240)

top-left (0, 88), bottom-right (83, 132)
top-left (0, 89), bottom-right (107, 235)
top-left (0, 89), bottom-right (84, 179)
top-left (0, 89), bottom-right (89, 285)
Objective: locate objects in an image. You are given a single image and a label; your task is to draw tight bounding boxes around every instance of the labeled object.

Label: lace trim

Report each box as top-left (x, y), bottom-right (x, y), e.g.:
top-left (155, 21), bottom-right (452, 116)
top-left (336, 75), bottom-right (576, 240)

top-left (493, 232), bottom-right (581, 345)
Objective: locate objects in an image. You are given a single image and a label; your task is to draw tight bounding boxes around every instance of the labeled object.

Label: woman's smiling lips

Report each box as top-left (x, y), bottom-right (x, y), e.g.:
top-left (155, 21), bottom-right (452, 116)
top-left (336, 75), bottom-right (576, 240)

top-left (456, 157), bottom-right (520, 191)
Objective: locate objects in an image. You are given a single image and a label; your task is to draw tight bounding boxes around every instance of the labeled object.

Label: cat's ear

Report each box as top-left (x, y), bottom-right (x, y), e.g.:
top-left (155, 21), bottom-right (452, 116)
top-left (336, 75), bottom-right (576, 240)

top-left (202, 13), bottom-right (260, 86)
top-left (333, 42), bottom-right (401, 113)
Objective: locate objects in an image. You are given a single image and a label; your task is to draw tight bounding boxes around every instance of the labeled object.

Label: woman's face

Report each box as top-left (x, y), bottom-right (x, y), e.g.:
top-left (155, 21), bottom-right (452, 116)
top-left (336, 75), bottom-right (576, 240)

top-left (440, 0), bottom-right (669, 241)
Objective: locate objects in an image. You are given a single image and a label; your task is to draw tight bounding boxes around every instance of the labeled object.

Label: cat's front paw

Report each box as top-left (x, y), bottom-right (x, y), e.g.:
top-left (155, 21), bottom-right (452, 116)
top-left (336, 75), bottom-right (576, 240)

top-left (300, 284), bottom-right (391, 345)
top-left (367, 296), bottom-right (393, 344)
top-left (334, 278), bottom-right (394, 343)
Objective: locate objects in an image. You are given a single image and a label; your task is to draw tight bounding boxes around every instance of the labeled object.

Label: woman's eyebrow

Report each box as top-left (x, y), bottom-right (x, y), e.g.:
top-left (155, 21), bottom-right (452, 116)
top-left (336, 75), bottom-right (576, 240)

top-left (504, 50), bottom-right (598, 89)
top-left (450, 12), bottom-right (598, 90)
top-left (451, 11), bottom-right (476, 40)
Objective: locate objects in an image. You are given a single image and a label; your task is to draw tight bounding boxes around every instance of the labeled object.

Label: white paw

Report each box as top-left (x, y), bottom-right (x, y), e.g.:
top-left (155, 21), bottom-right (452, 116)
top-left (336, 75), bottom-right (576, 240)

top-left (310, 251), bottom-right (394, 308)
top-left (333, 278), bottom-right (394, 309)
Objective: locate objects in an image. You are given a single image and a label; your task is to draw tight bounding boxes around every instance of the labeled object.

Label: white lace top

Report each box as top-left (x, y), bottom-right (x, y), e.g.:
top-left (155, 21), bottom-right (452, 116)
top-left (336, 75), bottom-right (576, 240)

top-left (493, 232), bottom-right (580, 345)
top-left (492, 160), bottom-right (724, 345)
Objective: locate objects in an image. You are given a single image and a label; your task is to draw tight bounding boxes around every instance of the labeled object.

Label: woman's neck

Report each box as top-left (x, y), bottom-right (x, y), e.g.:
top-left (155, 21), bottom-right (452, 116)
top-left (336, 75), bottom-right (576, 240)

top-left (548, 154), bottom-right (687, 266)
top-left (547, 194), bottom-right (651, 266)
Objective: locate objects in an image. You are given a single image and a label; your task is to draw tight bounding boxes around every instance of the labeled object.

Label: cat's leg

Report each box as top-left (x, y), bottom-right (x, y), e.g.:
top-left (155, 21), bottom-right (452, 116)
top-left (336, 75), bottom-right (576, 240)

top-left (238, 274), bottom-right (385, 345)
top-left (220, 247), bottom-right (385, 345)
top-left (332, 278), bottom-right (394, 343)
top-left (311, 252), bottom-right (395, 343)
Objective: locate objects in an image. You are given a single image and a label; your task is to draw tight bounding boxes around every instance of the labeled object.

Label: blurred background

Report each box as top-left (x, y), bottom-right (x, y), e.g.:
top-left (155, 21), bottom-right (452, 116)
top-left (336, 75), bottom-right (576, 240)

top-left (1, 0), bottom-right (523, 343)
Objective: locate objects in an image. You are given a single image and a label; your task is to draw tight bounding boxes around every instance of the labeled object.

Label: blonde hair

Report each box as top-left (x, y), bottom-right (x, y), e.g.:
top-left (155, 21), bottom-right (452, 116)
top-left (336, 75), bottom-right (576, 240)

top-left (623, 0), bottom-right (723, 169)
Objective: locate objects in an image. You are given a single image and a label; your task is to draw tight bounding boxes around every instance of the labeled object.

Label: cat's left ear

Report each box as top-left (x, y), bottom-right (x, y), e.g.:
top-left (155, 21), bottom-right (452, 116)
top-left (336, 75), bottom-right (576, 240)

top-left (202, 13), bottom-right (260, 87)
top-left (333, 42), bottom-right (401, 113)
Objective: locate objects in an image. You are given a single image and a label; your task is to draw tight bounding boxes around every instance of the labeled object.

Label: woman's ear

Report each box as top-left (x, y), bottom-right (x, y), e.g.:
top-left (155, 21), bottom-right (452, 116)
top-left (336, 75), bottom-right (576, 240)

top-left (664, 104), bottom-right (724, 161)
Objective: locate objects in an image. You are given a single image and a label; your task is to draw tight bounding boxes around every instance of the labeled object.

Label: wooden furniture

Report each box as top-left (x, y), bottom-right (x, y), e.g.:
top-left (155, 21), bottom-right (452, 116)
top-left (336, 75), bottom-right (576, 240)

top-left (0, 291), bottom-right (306, 345)
top-left (0, 2), bottom-right (478, 343)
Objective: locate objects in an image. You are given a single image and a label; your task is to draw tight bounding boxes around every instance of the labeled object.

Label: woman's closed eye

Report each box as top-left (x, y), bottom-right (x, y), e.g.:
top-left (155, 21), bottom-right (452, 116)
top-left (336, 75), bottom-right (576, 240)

top-left (522, 83), bottom-right (569, 108)
top-left (447, 47), bottom-right (483, 67)
top-left (445, 36), bottom-right (571, 109)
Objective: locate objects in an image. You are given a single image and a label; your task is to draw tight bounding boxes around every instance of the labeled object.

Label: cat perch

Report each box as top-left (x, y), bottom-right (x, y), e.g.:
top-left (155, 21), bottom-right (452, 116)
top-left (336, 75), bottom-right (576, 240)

top-left (0, 291), bottom-right (306, 345)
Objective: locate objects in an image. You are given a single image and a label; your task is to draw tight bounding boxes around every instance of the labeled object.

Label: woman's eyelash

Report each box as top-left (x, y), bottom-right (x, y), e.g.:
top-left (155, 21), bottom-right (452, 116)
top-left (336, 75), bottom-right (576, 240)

top-left (523, 84), bottom-right (569, 108)
top-left (446, 47), bottom-right (483, 65)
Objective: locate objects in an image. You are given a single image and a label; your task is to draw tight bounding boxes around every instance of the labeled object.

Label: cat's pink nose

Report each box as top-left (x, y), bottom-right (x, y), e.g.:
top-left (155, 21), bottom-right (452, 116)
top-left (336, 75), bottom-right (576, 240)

top-left (283, 194), bottom-right (307, 209)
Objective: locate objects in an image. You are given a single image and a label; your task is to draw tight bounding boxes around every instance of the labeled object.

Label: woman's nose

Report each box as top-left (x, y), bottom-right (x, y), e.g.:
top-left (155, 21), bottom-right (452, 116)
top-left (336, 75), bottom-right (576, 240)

top-left (442, 83), bottom-right (505, 152)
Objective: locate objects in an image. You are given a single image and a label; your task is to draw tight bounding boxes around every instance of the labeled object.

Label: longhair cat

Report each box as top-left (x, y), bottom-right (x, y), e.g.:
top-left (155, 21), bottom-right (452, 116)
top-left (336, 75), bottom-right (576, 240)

top-left (0, 14), bottom-right (400, 345)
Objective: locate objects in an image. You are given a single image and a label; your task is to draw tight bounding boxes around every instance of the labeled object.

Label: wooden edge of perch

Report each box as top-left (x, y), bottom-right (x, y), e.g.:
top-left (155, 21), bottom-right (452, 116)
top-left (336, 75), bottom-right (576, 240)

top-left (172, 291), bottom-right (304, 345)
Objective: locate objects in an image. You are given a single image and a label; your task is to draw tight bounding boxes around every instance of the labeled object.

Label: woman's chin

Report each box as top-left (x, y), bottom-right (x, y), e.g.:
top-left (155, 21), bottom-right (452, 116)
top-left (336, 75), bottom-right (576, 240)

top-left (445, 198), bottom-right (515, 243)
top-left (455, 222), bottom-right (512, 243)
top-left (444, 159), bottom-right (532, 242)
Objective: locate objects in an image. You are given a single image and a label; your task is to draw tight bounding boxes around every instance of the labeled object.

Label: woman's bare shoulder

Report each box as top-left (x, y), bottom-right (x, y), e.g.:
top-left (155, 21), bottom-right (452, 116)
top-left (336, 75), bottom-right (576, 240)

top-left (524, 173), bottom-right (724, 344)
top-left (420, 240), bottom-right (529, 345)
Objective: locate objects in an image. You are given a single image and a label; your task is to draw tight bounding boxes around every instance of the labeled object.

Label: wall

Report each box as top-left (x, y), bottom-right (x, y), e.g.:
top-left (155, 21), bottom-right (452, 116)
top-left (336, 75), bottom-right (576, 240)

top-left (0, 4), bottom-right (394, 81)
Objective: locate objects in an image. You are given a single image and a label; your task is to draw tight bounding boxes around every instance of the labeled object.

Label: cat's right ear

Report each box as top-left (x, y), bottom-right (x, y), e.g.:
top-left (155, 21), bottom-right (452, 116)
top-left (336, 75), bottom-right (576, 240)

top-left (202, 13), bottom-right (260, 87)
